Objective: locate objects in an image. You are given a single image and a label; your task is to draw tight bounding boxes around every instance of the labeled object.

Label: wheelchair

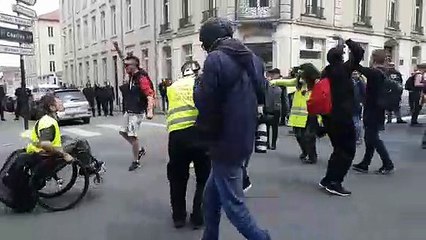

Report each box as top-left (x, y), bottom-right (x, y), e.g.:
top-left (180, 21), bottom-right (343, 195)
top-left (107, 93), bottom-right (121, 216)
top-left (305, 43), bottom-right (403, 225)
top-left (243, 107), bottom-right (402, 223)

top-left (0, 136), bottom-right (105, 212)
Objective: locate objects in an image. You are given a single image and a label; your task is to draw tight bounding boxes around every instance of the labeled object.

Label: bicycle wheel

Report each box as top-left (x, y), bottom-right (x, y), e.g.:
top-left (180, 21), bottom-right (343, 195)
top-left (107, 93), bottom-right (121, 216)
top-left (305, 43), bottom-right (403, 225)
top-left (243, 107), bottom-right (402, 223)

top-left (37, 160), bottom-right (89, 212)
top-left (38, 161), bottom-right (78, 199)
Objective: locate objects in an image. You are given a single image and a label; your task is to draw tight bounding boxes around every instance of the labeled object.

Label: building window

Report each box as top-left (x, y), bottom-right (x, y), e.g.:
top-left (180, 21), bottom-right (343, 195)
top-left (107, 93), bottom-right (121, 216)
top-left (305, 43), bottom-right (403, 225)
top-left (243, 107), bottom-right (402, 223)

top-left (387, 0), bottom-right (399, 28)
top-left (83, 0), bottom-right (87, 9)
top-left (182, 0), bottom-right (189, 18)
top-left (62, 0), bottom-right (66, 18)
top-left (91, 15), bottom-right (97, 42)
top-left (182, 44), bottom-right (193, 62)
top-left (111, 6), bottom-right (117, 36)
top-left (414, 0), bottom-right (423, 32)
top-left (76, 21), bottom-right (81, 48)
top-left (79, 62), bottom-right (83, 85)
top-left (48, 44), bottom-right (55, 55)
top-left (76, 0), bottom-right (80, 12)
top-left (100, 11), bottom-right (106, 39)
top-left (141, 49), bottom-right (149, 72)
top-left (249, 0), bottom-right (269, 7)
top-left (93, 59), bottom-right (98, 84)
top-left (305, 0), bottom-right (324, 18)
top-left (164, 0), bottom-right (170, 24)
top-left (48, 26), bottom-right (54, 37)
top-left (83, 18), bottom-right (88, 46)
top-left (141, 0), bottom-right (147, 25)
top-left (299, 37), bottom-right (324, 70)
top-left (68, 28), bottom-right (73, 52)
top-left (126, 0), bottom-right (133, 31)
top-left (102, 58), bottom-right (107, 82)
top-left (163, 46), bottom-right (172, 79)
top-left (70, 64), bottom-right (74, 85)
top-left (63, 30), bottom-right (67, 53)
top-left (355, 0), bottom-right (371, 26)
top-left (49, 61), bottom-right (56, 72)
top-left (86, 61), bottom-right (90, 81)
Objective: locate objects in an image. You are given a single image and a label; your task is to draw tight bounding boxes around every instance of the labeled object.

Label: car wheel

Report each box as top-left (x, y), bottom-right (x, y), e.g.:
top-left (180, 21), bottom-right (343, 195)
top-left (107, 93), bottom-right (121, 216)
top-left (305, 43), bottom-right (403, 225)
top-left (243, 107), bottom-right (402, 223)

top-left (82, 117), bottom-right (90, 124)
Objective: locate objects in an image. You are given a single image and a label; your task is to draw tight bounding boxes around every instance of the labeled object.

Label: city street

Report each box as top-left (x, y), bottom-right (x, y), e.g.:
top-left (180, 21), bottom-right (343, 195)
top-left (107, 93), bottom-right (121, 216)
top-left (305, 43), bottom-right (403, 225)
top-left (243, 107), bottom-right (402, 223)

top-left (0, 112), bottom-right (425, 240)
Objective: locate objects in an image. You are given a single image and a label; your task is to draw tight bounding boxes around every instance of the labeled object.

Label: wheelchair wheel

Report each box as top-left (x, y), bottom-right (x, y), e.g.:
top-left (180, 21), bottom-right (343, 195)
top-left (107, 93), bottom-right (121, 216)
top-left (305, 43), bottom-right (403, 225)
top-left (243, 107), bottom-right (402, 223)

top-left (37, 161), bottom-right (78, 199)
top-left (37, 160), bottom-right (89, 212)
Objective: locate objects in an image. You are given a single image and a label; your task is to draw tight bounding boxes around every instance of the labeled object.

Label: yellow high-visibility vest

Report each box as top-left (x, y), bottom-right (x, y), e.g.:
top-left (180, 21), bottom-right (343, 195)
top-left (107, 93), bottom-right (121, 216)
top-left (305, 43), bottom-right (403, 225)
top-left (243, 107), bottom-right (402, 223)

top-left (26, 115), bottom-right (62, 153)
top-left (288, 87), bottom-right (310, 128)
top-left (166, 76), bottom-right (199, 133)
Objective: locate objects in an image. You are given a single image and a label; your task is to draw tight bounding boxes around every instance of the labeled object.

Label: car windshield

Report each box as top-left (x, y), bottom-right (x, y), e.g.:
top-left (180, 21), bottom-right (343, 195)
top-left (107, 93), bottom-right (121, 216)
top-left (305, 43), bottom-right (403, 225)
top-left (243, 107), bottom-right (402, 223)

top-left (56, 91), bottom-right (86, 102)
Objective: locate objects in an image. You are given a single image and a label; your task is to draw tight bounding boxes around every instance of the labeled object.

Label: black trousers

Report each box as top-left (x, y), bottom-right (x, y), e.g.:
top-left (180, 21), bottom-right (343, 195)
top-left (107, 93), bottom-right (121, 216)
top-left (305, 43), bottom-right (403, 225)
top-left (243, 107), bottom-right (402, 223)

top-left (161, 96), bottom-right (168, 112)
top-left (386, 106), bottom-right (403, 122)
top-left (167, 127), bottom-right (211, 221)
top-left (294, 116), bottom-right (318, 160)
top-left (422, 130), bottom-right (426, 148)
top-left (96, 100), bottom-right (102, 116)
top-left (410, 91), bottom-right (423, 124)
top-left (0, 102), bottom-right (4, 120)
top-left (88, 101), bottom-right (95, 117)
top-left (108, 99), bottom-right (114, 115)
top-left (266, 110), bottom-right (281, 148)
top-left (360, 126), bottom-right (393, 168)
top-left (323, 117), bottom-right (356, 184)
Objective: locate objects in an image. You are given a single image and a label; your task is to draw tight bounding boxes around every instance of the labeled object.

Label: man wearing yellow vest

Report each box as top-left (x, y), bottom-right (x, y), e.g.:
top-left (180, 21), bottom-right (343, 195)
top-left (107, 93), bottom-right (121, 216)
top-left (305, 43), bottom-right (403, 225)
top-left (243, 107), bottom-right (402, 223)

top-left (271, 63), bottom-right (321, 164)
top-left (166, 61), bottom-right (210, 229)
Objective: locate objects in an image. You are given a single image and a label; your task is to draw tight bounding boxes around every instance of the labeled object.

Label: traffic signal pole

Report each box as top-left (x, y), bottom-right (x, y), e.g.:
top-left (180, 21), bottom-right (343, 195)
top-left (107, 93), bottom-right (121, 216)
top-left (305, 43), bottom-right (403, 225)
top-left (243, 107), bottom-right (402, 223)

top-left (17, 0), bottom-right (29, 130)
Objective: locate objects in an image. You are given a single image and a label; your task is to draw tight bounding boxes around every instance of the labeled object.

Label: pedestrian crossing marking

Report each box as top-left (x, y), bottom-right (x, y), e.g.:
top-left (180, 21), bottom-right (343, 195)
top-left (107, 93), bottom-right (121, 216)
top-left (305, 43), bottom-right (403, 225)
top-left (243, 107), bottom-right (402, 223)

top-left (96, 124), bottom-right (121, 131)
top-left (62, 128), bottom-right (102, 137)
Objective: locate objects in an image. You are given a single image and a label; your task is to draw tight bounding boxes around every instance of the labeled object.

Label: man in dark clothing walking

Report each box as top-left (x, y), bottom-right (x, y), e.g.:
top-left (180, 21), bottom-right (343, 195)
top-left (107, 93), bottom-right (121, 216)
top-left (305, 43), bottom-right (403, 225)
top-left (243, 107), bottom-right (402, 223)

top-left (119, 80), bottom-right (130, 114)
top-left (195, 18), bottom-right (270, 240)
top-left (83, 83), bottom-right (96, 117)
top-left (0, 84), bottom-right (6, 121)
top-left (319, 39), bottom-right (365, 197)
top-left (158, 79), bottom-right (169, 112)
top-left (353, 49), bottom-right (395, 175)
top-left (105, 82), bottom-right (115, 116)
top-left (410, 65), bottom-right (425, 126)
top-left (386, 62), bottom-right (406, 124)
top-left (95, 84), bottom-right (103, 117)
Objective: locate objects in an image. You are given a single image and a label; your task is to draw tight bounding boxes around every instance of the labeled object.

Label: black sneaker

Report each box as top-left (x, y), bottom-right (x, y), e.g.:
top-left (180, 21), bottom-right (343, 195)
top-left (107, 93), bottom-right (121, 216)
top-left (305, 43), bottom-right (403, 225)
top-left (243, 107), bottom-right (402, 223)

top-left (190, 213), bottom-right (203, 230)
top-left (243, 177), bottom-right (252, 193)
top-left (396, 119), bottom-right (407, 124)
top-left (299, 153), bottom-right (307, 160)
top-left (138, 147), bottom-right (146, 160)
top-left (352, 163), bottom-right (369, 173)
top-left (374, 166), bottom-right (394, 175)
top-left (318, 178), bottom-right (329, 189)
top-left (302, 157), bottom-right (317, 164)
top-left (128, 161), bottom-right (141, 171)
top-left (325, 182), bottom-right (352, 197)
top-left (173, 219), bottom-right (186, 229)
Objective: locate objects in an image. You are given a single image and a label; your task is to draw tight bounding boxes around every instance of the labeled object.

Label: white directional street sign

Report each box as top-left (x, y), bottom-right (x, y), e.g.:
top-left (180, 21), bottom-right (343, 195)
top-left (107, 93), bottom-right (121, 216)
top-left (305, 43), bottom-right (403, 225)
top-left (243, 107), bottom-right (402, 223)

top-left (0, 13), bottom-right (33, 27)
top-left (12, 4), bottom-right (37, 19)
top-left (0, 44), bottom-right (34, 56)
top-left (17, 0), bottom-right (37, 6)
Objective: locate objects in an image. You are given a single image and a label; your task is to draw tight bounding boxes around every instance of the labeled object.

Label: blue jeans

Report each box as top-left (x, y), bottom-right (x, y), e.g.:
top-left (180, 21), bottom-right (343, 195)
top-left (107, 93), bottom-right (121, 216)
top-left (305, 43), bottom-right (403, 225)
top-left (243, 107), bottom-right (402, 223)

top-left (353, 115), bottom-right (362, 142)
top-left (202, 160), bottom-right (270, 240)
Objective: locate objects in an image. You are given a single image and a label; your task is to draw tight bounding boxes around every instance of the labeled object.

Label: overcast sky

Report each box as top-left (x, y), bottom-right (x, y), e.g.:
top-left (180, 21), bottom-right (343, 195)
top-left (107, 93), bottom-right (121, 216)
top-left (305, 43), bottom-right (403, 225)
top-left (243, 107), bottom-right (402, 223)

top-left (0, 0), bottom-right (59, 67)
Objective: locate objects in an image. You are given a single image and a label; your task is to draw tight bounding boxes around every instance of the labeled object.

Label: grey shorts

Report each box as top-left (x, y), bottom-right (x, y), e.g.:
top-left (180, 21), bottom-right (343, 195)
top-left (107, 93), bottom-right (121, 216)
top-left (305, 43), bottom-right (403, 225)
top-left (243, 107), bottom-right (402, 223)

top-left (120, 112), bottom-right (145, 137)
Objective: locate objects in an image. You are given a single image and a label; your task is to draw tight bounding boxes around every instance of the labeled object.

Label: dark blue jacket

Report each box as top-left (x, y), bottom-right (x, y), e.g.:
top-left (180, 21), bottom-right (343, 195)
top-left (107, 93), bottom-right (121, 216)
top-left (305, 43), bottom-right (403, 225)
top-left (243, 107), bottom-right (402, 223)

top-left (194, 38), bottom-right (266, 164)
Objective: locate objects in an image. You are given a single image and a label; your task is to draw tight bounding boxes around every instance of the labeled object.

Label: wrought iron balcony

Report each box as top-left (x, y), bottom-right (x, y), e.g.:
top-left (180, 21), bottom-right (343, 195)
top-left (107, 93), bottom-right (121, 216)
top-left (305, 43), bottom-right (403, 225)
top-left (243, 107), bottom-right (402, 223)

top-left (412, 25), bottom-right (424, 34)
top-left (236, 0), bottom-right (280, 20)
top-left (202, 8), bottom-right (217, 22)
top-left (303, 5), bottom-right (325, 19)
top-left (387, 19), bottom-right (400, 30)
top-left (354, 15), bottom-right (372, 27)
top-left (179, 16), bottom-right (192, 29)
top-left (160, 22), bottom-right (170, 34)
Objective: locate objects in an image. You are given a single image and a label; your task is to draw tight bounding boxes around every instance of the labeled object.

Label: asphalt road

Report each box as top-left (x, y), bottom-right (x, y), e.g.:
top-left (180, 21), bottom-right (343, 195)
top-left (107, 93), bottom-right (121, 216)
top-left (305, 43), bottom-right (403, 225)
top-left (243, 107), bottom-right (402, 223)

top-left (0, 112), bottom-right (425, 240)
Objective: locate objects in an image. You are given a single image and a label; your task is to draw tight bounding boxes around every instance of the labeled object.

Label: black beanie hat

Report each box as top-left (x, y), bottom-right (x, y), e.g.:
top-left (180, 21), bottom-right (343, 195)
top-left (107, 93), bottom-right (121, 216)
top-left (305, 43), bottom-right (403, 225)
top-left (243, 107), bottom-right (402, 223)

top-left (199, 18), bottom-right (234, 51)
top-left (327, 46), bottom-right (344, 64)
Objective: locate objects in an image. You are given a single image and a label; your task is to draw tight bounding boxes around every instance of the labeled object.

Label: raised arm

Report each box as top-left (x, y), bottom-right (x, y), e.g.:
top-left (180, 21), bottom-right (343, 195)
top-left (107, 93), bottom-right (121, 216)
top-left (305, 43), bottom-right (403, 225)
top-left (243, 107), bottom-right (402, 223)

top-left (270, 78), bottom-right (298, 87)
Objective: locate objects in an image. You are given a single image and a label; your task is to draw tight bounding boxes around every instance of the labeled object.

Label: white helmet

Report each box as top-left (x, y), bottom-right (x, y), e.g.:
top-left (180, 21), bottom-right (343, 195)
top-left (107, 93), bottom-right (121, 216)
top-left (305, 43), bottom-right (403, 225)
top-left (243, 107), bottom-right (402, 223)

top-left (181, 61), bottom-right (201, 77)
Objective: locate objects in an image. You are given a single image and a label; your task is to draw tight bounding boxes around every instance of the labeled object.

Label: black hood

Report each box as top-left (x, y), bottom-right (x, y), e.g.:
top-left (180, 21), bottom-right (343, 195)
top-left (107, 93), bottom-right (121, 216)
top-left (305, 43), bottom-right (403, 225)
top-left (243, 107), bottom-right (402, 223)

top-left (215, 38), bottom-right (254, 68)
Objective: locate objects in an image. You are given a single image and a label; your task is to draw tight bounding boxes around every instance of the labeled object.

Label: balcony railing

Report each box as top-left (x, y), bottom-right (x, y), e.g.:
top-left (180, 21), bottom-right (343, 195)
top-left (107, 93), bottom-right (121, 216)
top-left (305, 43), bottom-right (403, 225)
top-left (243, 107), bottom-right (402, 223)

top-left (412, 25), bottom-right (424, 34)
top-left (387, 19), bottom-right (400, 30)
top-left (179, 16), bottom-right (192, 29)
top-left (354, 15), bottom-right (372, 27)
top-left (237, 0), bottom-right (279, 20)
top-left (303, 5), bottom-right (325, 19)
top-left (202, 8), bottom-right (217, 22)
top-left (160, 22), bottom-right (170, 34)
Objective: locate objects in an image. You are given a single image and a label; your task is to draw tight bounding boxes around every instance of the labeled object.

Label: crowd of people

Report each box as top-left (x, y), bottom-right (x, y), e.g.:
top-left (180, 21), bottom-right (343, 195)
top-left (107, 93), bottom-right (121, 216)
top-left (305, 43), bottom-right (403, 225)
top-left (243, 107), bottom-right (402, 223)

top-left (1, 16), bottom-right (426, 240)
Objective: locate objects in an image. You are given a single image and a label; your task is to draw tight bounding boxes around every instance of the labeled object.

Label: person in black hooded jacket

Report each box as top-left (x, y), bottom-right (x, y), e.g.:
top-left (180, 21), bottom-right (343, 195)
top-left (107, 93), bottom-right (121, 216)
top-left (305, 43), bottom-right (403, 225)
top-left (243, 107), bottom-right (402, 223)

top-left (195, 17), bottom-right (270, 240)
top-left (319, 39), bottom-right (365, 197)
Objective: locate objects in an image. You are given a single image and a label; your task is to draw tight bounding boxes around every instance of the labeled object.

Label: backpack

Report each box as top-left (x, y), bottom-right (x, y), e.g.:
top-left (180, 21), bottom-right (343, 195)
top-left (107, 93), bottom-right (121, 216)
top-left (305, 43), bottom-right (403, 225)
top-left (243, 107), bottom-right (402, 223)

top-left (376, 67), bottom-right (403, 111)
top-left (405, 75), bottom-right (416, 91)
top-left (307, 78), bottom-right (332, 115)
top-left (263, 84), bottom-right (282, 114)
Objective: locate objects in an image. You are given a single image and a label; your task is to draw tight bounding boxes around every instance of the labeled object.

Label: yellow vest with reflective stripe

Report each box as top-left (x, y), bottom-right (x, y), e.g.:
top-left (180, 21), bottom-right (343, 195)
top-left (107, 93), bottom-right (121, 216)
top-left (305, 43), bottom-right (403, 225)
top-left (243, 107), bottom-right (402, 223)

top-left (166, 76), bottom-right (199, 133)
top-left (288, 87), bottom-right (310, 128)
top-left (26, 115), bottom-right (62, 153)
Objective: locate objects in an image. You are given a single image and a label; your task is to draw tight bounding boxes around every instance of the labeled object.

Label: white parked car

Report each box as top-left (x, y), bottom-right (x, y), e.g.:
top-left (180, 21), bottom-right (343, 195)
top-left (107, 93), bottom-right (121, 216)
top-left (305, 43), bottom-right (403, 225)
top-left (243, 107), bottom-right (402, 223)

top-left (55, 89), bottom-right (92, 124)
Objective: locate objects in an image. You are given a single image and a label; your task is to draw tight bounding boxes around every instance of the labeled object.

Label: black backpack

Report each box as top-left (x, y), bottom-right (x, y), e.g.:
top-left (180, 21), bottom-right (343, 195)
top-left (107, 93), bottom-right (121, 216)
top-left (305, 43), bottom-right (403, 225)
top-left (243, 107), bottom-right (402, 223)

top-left (376, 67), bottom-right (403, 111)
top-left (405, 74), bottom-right (417, 91)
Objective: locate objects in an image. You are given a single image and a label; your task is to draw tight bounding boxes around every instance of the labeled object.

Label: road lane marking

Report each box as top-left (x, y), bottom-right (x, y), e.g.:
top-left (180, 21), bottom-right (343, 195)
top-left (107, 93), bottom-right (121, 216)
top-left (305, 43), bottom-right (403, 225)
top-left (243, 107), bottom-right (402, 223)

top-left (141, 122), bottom-right (166, 128)
top-left (96, 124), bottom-right (121, 131)
top-left (62, 128), bottom-right (102, 137)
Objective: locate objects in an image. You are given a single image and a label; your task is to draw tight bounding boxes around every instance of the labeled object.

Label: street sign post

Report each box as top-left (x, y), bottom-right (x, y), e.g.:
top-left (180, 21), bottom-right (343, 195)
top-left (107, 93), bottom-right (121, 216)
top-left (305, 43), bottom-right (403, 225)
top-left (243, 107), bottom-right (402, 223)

top-left (0, 44), bottom-right (34, 55)
top-left (16, 0), bottom-right (37, 6)
top-left (0, 13), bottom-right (33, 27)
top-left (12, 4), bottom-right (37, 19)
top-left (0, 26), bottom-right (33, 44)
